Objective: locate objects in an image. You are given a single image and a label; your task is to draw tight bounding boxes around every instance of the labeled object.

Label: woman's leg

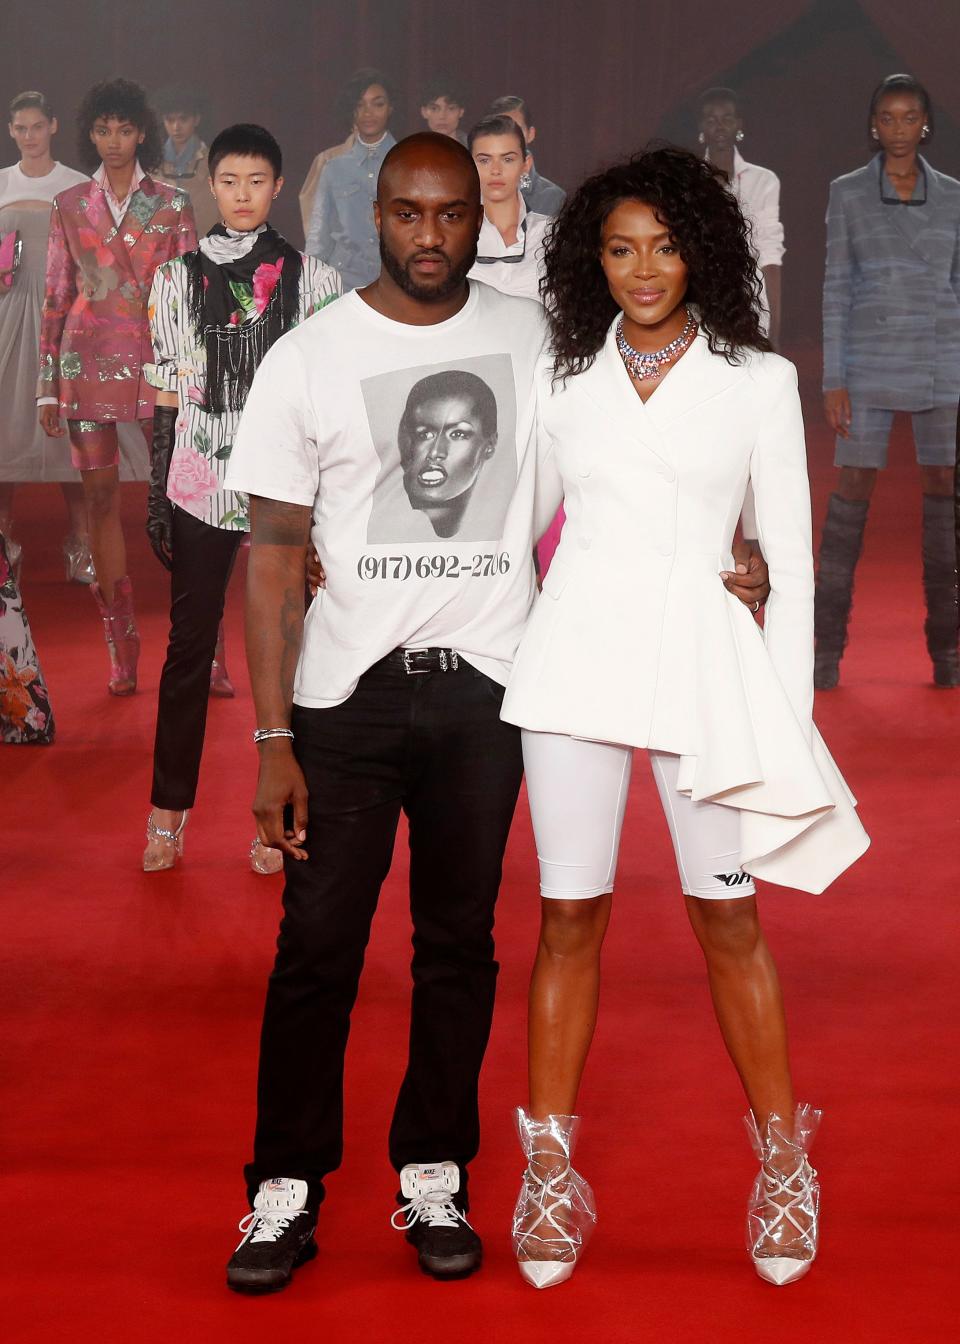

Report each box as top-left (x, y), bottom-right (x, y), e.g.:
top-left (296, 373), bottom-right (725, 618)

top-left (814, 402), bottom-right (887, 688)
top-left (522, 731), bottom-right (632, 1118)
top-left (79, 462), bottom-right (125, 596)
top-left (649, 750), bottom-right (794, 1122)
top-left (916, 407), bottom-right (958, 686)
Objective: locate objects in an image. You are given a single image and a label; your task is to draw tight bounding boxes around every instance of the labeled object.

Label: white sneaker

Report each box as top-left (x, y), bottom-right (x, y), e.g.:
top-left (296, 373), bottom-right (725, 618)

top-left (391, 1162), bottom-right (483, 1279)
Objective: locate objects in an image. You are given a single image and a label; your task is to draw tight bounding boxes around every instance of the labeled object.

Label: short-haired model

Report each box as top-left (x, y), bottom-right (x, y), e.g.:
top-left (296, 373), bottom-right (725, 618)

top-left (698, 86), bottom-right (783, 347)
top-left (37, 78), bottom-right (197, 695)
top-left (818, 73), bottom-right (960, 688)
top-left (420, 74), bottom-right (467, 146)
top-left (500, 147), bottom-right (869, 1289)
top-left (154, 84), bottom-right (219, 235)
top-left (487, 95), bottom-right (565, 217)
top-left (0, 92), bottom-right (88, 583)
top-left (467, 114), bottom-right (550, 304)
top-left (141, 123), bottom-right (339, 873)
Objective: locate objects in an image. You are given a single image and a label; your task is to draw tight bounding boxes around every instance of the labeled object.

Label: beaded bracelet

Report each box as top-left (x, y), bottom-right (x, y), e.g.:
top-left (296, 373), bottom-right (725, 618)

top-left (252, 728), bottom-right (294, 744)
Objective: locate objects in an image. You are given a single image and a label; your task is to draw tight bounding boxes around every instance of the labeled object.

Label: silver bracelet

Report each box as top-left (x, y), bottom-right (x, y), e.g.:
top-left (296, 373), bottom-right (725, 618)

top-left (253, 727), bottom-right (294, 744)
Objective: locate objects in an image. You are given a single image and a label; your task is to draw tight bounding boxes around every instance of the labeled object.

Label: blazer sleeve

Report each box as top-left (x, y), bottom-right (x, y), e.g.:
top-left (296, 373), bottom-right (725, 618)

top-left (144, 262), bottom-right (180, 394)
top-left (37, 196), bottom-right (76, 403)
top-left (533, 382), bottom-right (564, 542)
top-left (174, 194), bottom-right (198, 256)
top-left (749, 360), bottom-right (814, 737)
top-left (305, 168), bottom-right (335, 262)
top-left (751, 172), bottom-right (785, 270)
top-left (298, 254), bottom-right (343, 321)
top-left (822, 182), bottom-right (852, 392)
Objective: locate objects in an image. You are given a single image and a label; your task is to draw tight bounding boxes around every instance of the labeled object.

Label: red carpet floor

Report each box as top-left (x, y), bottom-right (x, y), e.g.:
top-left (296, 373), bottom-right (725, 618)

top-left (2, 380), bottom-right (957, 1343)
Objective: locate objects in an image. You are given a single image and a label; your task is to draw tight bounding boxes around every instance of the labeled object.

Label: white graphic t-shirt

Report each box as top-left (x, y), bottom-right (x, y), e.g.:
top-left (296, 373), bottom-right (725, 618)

top-left (226, 283), bottom-right (548, 708)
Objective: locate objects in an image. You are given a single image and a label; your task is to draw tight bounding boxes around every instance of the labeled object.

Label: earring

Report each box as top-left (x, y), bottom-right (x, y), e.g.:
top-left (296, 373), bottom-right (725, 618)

top-left (698, 131), bottom-right (705, 144)
top-left (871, 128), bottom-right (879, 140)
top-left (921, 125), bottom-right (930, 140)
top-left (735, 129), bottom-right (744, 143)
top-left (519, 171), bottom-right (532, 191)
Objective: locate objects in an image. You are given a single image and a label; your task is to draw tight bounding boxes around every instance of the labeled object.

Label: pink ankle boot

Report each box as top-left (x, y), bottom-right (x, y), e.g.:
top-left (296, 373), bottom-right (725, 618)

top-left (91, 576), bottom-right (140, 696)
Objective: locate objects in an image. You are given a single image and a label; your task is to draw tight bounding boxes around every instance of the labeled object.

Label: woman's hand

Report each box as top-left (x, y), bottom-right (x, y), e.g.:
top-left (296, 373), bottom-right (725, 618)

top-left (38, 404), bottom-right (65, 438)
top-left (305, 546), bottom-right (326, 596)
top-left (721, 540), bottom-right (770, 613)
top-left (823, 389), bottom-right (851, 438)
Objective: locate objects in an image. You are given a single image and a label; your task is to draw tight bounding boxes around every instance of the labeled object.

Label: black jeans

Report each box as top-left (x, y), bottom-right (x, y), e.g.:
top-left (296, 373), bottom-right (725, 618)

top-left (244, 656), bottom-right (524, 1211)
top-left (151, 508), bottom-right (242, 809)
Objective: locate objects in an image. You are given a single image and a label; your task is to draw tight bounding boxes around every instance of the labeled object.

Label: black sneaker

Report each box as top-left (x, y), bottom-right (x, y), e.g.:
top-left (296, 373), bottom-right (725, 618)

top-left (391, 1162), bottom-right (482, 1280)
top-left (226, 1178), bottom-right (317, 1293)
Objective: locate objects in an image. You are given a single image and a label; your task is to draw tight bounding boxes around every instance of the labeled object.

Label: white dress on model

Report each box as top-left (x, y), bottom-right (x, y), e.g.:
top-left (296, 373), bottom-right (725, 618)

top-left (502, 322), bottom-right (869, 894)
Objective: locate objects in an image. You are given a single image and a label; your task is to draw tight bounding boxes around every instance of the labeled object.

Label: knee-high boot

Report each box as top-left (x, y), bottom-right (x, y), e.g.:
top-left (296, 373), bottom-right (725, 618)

top-left (814, 494), bottom-right (870, 689)
top-left (922, 494), bottom-right (959, 687)
top-left (91, 576), bottom-right (140, 696)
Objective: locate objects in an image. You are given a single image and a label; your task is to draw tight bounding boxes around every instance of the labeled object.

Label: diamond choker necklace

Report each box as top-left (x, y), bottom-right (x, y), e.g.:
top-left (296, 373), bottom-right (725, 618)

top-left (616, 309), bottom-right (697, 382)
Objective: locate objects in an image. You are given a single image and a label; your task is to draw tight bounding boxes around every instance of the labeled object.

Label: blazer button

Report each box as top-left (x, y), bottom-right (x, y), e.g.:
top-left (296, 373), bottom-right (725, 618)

top-left (658, 542), bottom-right (673, 556)
top-left (579, 536), bottom-right (592, 550)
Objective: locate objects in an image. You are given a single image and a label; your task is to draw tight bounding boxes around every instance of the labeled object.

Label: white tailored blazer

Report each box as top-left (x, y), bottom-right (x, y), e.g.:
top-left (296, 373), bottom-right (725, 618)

top-left (503, 323), bottom-right (870, 894)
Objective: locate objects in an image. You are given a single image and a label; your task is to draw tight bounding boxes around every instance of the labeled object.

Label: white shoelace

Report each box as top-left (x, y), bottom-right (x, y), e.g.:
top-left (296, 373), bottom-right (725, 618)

top-left (391, 1189), bottom-right (468, 1232)
top-left (238, 1207), bottom-right (305, 1245)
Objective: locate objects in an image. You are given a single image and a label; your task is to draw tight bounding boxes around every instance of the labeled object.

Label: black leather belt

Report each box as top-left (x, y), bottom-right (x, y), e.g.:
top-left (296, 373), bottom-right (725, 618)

top-left (388, 647), bottom-right (462, 675)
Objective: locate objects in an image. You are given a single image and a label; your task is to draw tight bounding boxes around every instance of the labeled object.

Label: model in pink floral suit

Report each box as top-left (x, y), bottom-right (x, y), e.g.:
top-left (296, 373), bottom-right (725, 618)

top-left (38, 79), bottom-right (197, 694)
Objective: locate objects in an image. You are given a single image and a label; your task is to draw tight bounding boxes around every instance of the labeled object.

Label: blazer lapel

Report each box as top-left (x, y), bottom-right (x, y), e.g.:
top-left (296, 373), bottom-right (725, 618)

top-left (117, 176), bottom-right (163, 253)
top-left (879, 158), bottom-right (946, 266)
top-left (578, 324), bottom-right (670, 460)
top-left (640, 330), bottom-right (750, 431)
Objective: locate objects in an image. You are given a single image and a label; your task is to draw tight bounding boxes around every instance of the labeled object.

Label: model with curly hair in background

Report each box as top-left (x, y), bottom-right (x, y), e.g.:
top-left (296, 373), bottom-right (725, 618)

top-left (37, 78), bottom-right (196, 695)
top-left (499, 146), bottom-right (869, 1289)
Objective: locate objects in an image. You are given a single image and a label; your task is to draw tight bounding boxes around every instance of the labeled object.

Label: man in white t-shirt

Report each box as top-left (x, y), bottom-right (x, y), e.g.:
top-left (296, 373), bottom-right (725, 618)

top-left (222, 133), bottom-right (549, 1292)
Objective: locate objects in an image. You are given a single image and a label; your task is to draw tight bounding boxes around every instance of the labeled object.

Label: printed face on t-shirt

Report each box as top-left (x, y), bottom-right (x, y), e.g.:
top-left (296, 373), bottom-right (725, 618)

top-left (399, 373), bottom-right (497, 534)
top-left (363, 353), bottom-right (516, 546)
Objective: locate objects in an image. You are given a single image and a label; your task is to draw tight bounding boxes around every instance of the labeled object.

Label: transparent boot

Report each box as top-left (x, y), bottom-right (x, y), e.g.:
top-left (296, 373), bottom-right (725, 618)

top-left (513, 1108), bottom-right (596, 1289)
top-left (91, 576), bottom-right (139, 696)
top-left (745, 1103), bottom-right (821, 1286)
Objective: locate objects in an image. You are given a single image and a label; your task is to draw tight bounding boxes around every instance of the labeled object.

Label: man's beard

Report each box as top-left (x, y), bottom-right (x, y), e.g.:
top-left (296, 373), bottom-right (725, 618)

top-left (379, 237), bottom-right (477, 302)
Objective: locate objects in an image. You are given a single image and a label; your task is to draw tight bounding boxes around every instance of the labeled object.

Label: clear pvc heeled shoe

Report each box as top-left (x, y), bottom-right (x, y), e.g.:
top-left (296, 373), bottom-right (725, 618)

top-left (745, 1104), bottom-right (821, 1286)
top-left (513, 1109), bottom-right (596, 1289)
top-left (143, 810), bottom-right (189, 872)
top-left (250, 838), bottom-right (283, 875)
top-left (62, 534), bottom-right (96, 585)
top-left (209, 622), bottom-right (235, 698)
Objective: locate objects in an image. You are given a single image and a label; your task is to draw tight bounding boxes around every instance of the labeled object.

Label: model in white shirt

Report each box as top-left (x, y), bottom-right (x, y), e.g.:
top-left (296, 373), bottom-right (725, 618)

top-left (467, 114), bottom-right (549, 304)
top-left (0, 93), bottom-right (89, 579)
top-left (700, 87), bottom-right (784, 347)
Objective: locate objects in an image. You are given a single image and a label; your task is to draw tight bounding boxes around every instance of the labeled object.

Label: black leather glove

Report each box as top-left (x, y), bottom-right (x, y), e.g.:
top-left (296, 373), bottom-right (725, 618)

top-left (146, 405), bottom-right (178, 570)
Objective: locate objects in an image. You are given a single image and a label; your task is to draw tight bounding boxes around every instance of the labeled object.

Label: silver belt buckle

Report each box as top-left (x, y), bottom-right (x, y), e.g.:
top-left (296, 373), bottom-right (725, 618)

top-left (402, 648), bottom-right (430, 674)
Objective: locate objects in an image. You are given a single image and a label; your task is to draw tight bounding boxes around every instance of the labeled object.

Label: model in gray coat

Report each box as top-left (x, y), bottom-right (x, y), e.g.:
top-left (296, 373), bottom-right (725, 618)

top-left (817, 74), bottom-right (960, 689)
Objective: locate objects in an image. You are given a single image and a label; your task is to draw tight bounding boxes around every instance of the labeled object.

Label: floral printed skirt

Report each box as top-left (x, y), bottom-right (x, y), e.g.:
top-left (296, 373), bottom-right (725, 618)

top-left (0, 534), bottom-right (55, 744)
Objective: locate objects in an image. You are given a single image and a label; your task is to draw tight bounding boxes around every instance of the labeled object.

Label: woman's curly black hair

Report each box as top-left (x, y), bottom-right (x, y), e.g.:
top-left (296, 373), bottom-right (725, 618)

top-left (75, 78), bottom-right (162, 174)
top-left (542, 144), bottom-right (771, 384)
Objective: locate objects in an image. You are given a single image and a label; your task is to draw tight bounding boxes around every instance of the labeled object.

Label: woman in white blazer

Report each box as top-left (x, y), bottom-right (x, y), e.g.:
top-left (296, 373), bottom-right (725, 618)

top-left (501, 148), bottom-right (869, 1291)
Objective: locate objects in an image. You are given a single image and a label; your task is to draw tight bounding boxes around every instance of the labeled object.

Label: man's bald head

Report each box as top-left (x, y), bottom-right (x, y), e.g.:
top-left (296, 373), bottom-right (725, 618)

top-left (373, 132), bottom-right (483, 306)
top-left (378, 131), bottom-right (480, 207)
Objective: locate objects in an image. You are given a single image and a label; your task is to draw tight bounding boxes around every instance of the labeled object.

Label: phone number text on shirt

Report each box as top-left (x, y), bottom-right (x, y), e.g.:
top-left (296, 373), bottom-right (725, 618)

top-left (357, 553), bottom-right (512, 581)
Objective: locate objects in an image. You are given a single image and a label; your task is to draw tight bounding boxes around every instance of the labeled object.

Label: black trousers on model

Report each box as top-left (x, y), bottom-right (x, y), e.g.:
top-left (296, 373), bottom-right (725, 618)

top-left (243, 656), bottom-right (524, 1212)
top-left (151, 507), bottom-right (242, 810)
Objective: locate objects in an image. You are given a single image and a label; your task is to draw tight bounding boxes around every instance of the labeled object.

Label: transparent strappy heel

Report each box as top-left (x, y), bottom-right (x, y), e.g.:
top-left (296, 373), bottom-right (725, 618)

top-left (745, 1104), bottom-right (821, 1286)
top-left (143, 810), bottom-right (189, 872)
top-left (512, 1109), bottom-right (596, 1289)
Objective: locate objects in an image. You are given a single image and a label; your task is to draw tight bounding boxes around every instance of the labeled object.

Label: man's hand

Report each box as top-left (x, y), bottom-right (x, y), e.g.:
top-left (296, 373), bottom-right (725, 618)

top-left (252, 740), bottom-right (309, 861)
top-left (721, 539), bottom-right (770, 612)
top-left (305, 546), bottom-right (326, 595)
top-left (38, 404), bottom-right (65, 437)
